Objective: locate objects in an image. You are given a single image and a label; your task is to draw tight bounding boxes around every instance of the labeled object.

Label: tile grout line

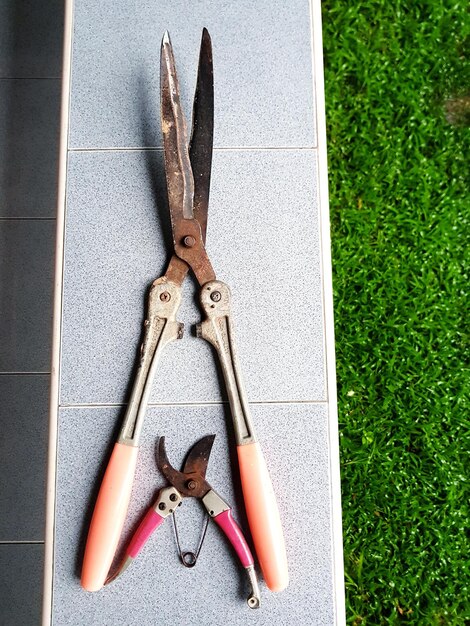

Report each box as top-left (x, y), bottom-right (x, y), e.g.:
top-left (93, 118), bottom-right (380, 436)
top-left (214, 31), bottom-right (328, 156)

top-left (0, 372), bottom-right (51, 376)
top-left (0, 541), bottom-right (44, 545)
top-left (0, 218), bottom-right (56, 222)
top-left (68, 145), bottom-right (318, 153)
top-left (0, 77), bottom-right (61, 81)
top-left (58, 399), bottom-right (329, 409)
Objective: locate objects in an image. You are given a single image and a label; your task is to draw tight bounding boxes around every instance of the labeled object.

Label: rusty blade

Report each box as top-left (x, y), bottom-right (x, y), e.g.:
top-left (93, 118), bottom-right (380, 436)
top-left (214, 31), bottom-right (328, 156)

top-left (182, 434), bottom-right (215, 477)
top-left (157, 437), bottom-right (212, 499)
top-left (161, 31), bottom-right (216, 287)
top-left (189, 27), bottom-right (213, 244)
top-left (160, 31), bottom-right (194, 221)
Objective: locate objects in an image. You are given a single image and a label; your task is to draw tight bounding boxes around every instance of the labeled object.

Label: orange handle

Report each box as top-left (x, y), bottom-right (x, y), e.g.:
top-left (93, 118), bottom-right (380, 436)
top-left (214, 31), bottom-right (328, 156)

top-left (81, 442), bottom-right (138, 591)
top-left (237, 442), bottom-right (289, 592)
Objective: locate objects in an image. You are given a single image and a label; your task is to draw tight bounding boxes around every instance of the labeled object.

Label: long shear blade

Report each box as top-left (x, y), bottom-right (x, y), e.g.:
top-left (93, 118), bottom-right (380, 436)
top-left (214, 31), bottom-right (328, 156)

top-left (161, 31), bottom-right (216, 287)
top-left (189, 28), bottom-right (213, 244)
top-left (161, 31), bottom-right (195, 222)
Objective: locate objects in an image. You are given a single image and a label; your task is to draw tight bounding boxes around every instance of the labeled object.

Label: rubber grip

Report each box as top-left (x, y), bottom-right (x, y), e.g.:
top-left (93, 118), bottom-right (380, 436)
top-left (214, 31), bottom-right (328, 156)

top-left (81, 442), bottom-right (139, 592)
top-left (126, 508), bottom-right (165, 558)
top-left (213, 509), bottom-right (254, 568)
top-left (237, 442), bottom-right (289, 592)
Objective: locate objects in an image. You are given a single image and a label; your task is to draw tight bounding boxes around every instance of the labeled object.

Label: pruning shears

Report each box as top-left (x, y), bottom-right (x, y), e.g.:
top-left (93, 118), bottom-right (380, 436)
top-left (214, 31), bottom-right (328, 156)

top-left (108, 435), bottom-right (261, 608)
top-left (81, 28), bottom-right (288, 596)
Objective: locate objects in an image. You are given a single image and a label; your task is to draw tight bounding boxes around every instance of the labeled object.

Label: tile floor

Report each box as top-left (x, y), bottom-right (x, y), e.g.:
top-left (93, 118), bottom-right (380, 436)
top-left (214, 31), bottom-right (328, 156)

top-left (0, 1), bottom-right (343, 624)
top-left (0, 1), bottom-right (63, 623)
top-left (49, 1), bottom-right (341, 624)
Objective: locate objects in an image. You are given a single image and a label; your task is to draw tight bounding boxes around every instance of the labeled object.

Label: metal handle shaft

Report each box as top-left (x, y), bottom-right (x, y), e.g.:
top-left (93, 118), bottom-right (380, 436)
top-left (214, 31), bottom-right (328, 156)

top-left (197, 280), bottom-right (289, 592)
top-left (118, 278), bottom-right (183, 445)
top-left (82, 278), bottom-right (183, 592)
top-left (196, 280), bottom-right (255, 446)
top-left (202, 489), bottom-right (260, 608)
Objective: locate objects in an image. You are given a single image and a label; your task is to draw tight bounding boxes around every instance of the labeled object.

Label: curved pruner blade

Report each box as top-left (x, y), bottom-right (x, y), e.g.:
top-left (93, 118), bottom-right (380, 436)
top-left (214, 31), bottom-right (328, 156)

top-left (183, 434), bottom-right (215, 476)
top-left (156, 436), bottom-right (215, 498)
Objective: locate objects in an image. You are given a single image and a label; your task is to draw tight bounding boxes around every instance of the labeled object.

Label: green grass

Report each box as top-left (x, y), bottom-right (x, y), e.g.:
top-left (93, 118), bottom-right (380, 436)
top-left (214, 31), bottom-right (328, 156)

top-left (322, 2), bottom-right (469, 623)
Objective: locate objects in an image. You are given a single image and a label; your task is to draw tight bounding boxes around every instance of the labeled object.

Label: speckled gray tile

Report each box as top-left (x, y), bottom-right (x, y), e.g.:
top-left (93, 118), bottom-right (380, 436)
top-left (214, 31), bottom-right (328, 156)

top-left (0, 220), bottom-right (55, 371)
top-left (53, 403), bottom-right (333, 625)
top-left (69, 0), bottom-right (315, 149)
top-left (0, 1), bottom-right (63, 78)
top-left (0, 375), bottom-right (49, 540)
top-left (60, 149), bottom-right (324, 405)
top-left (0, 79), bottom-right (60, 217)
top-left (0, 543), bottom-right (44, 625)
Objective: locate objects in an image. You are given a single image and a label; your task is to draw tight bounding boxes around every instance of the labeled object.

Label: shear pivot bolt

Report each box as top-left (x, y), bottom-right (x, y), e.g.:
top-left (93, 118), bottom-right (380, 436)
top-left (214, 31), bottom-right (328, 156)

top-left (169, 493), bottom-right (178, 502)
top-left (183, 235), bottom-right (196, 248)
top-left (210, 291), bottom-right (221, 302)
top-left (187, 480), bottom-right (197, 490)
top-left (158, 502), bottom-right (166, 511)
top-left (160, 291), bottom-right (171, 302)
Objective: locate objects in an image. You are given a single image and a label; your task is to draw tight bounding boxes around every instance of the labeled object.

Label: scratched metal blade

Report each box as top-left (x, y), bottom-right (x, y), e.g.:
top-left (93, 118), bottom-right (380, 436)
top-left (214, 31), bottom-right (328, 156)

top-left (161, 31), bottom-right (194, 223)
top-left (189, 28), bottom-right (214, 244)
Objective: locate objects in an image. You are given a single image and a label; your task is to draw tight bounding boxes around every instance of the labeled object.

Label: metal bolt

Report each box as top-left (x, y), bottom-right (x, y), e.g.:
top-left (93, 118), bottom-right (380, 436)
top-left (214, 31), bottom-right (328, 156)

top-left (183, 235), bottom-right (196, 248)
top-left (158, 502), bottom-right (166, 511)
top-left (210, 291), bottom-right (221, 302)
top-left (160, 291), bottom-right (171, 302)
top-left (248, 596), bottom-right (260, 609)
top-left (169, 493), bottom-right (178, 502)
top-left (187, 480), bottom-right (197, 490)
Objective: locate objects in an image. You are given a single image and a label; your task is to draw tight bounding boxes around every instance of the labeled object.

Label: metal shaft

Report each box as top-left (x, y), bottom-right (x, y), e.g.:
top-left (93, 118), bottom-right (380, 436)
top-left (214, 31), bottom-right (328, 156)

top-left (196, 280), bottom-right (256, 446)
top-left (118, 278), bottom-right (183, 445)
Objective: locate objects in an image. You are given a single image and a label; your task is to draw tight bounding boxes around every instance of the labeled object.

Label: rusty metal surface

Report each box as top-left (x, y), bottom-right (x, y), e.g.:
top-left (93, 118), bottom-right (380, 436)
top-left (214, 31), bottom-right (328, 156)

top-left (116, 30), bottom-right (217, 447)
top-left (164, 255), bottom-right (189, 286)
top-left (160, 34), bottom-right (257, 447)
top-left (157, 435), bottom-right (214, 499)
top-left (182, 433), bottom-right (215, 476)
top-left (161, 31), bottom-right (216, 287)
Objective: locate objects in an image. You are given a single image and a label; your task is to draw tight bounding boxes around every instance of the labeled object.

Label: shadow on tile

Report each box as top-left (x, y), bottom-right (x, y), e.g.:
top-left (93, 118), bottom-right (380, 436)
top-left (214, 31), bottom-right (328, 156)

top-left (0, 221), bottom-right (55, 371)
top-left (0, 1), bottom-right (63, 78)
top-left (0, 544), bottom-right (44, 625)
top-left (0, 375), bottom-right (49, 541)
top-left (0, 79), bottom-right (60, 217)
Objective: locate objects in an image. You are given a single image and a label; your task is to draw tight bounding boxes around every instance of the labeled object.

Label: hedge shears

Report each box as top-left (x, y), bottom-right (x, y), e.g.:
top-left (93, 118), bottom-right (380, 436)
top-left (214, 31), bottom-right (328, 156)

top-left (81, 28), bottom-right (288, 598)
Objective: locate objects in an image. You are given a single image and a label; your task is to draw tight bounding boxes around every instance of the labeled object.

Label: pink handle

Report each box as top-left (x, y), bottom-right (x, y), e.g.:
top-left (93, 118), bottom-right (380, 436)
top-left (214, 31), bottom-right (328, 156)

top-left (237, 442), bottom-right (289, 592)
top-left (81, 442), bottom-right (138, 592)
top-left (213, 509), bottom-right (254, 568)
top-left (126, 508), bottom-right (165, 558)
